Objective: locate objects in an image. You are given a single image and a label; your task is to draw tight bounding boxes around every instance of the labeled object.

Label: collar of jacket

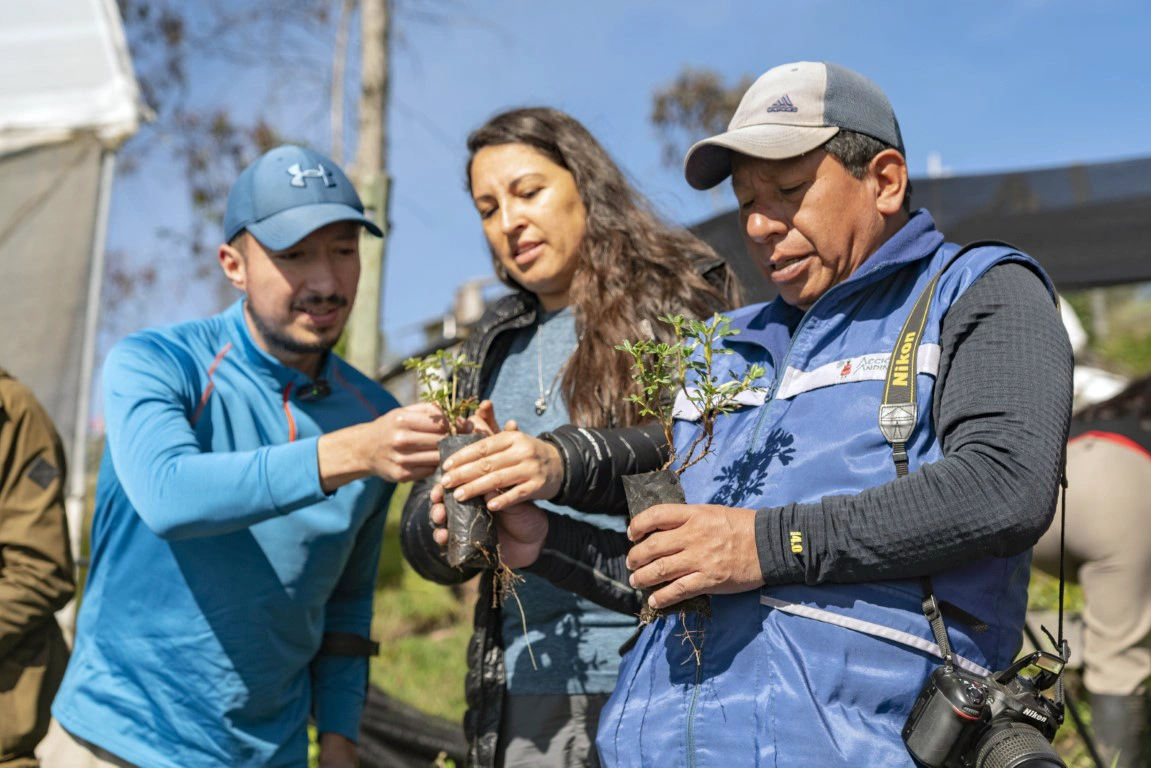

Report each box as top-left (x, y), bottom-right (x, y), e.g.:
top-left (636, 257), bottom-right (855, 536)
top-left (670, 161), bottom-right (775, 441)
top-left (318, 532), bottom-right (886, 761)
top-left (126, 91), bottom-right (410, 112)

top-left (726, 209), bottom-right (947, 350)
top-left (460, 291), bottom-right (540, 396)
top-left (224, 298), bottom-right (336, 395)
top-left (462, 251), bottom-right (734, 395)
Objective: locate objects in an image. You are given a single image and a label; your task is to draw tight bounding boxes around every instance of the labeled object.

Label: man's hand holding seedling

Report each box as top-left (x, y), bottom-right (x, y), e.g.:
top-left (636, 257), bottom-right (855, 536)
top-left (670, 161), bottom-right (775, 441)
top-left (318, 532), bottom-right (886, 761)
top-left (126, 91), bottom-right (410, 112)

top-left (625, 502), bottom-right (764, 609)
top-left (317, 402), bottom-right (455, 491)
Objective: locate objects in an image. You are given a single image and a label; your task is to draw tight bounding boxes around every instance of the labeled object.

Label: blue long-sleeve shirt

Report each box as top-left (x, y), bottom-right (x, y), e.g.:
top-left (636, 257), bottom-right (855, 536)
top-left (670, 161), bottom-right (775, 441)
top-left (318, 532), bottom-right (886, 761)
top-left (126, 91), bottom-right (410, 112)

top-left (54, 300), bottom-right (398, 768)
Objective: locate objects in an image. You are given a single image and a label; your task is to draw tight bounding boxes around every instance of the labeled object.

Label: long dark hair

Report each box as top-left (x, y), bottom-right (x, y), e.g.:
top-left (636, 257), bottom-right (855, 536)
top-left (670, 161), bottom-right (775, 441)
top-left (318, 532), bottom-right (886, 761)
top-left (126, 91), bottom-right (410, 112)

top-left (466, 107), bottom-right (739, 428)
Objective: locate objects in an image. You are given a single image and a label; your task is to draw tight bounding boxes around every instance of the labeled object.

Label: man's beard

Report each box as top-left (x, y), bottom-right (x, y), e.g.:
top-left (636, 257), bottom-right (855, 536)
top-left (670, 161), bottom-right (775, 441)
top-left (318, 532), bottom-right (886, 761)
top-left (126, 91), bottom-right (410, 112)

top-left (248, 295), bottom-right (347, 357)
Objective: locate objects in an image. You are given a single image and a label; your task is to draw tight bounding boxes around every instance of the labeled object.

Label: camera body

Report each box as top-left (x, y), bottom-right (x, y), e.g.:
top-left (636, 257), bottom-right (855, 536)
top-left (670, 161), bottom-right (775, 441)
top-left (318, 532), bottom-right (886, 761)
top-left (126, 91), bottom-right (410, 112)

top-left (902, 652), bottom-right (1065, 767)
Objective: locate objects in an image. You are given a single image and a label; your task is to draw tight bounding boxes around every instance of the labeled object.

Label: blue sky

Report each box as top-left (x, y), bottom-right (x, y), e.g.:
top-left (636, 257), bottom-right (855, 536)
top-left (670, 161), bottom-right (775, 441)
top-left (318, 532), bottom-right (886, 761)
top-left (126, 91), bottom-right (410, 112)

top-left (104, 0), bottom-right (1151, 363)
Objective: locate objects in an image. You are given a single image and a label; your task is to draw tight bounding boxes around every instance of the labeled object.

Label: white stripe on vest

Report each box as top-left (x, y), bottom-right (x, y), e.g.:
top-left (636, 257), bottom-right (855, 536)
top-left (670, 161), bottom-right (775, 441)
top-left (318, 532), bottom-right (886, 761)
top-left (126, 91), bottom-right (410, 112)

top-left (670, 344), bottom-right (941, 421)
top-left (672, 388), bottom-right (766, 421)
top-left (760, 593), bottom-right (992, 677)
top-left (776, 343), bottom-right (941, 401)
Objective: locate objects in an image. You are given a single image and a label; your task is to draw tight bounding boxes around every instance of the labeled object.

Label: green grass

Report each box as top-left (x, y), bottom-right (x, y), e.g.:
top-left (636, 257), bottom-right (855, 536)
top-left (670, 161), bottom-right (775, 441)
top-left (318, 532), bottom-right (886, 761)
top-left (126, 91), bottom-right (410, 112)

top-left (360, 481), bottom-right (476, 723)
top-left (1064, 286), bottom-right (1151, 377)
top-left (369, 555), bottom-right (473, 722)
top-left (1099, 329), bottom-right (1151, 377)
top-left (1028, 567), bottom-right (1086, 614)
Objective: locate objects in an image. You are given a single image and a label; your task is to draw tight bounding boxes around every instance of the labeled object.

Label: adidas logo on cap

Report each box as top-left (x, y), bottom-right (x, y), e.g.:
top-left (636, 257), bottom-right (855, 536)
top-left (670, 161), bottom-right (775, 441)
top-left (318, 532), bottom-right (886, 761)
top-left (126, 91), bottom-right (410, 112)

top-left (767, 95), bottom-right (798, 113)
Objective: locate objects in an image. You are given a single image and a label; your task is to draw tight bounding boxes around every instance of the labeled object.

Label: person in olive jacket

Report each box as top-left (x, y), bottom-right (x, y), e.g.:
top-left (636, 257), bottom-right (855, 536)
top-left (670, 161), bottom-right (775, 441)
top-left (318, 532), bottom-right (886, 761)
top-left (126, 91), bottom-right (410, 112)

top-left (0, 368), bottom-right (74, 768)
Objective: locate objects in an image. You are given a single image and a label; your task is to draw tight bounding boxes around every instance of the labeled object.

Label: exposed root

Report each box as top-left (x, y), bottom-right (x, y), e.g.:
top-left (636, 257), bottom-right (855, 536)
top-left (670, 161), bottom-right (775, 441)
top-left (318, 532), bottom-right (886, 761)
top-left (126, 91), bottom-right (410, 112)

top-left (480, 543), bottom-right (538, 672)
top-left (638, 594), bottom-right (712, 626)
top-left (636, 598), bottom-right (711, 668)
top-left (638, 602), bottom-right (662, 625)
top-left (677, 608), bottom-right (706, 668)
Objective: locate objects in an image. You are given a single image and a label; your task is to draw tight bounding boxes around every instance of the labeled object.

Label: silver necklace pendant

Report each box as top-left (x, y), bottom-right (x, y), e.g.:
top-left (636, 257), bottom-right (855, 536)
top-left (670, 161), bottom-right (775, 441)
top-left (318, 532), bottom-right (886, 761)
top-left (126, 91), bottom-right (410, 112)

top-left (535, 314), bottom-right (578, 417)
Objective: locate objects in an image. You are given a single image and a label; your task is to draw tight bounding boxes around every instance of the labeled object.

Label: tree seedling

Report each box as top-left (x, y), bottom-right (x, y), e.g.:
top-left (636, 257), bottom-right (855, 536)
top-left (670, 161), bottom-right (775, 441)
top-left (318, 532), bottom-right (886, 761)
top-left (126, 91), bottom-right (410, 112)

top-left (403, 349), bottom-right (480, 437)
top-left (617, 313), bottom-right (765, 475)
top-left (404, 350), bottom-right (493, 571)
top-left (616, 313), bottom-right (766, 661)
top-left (403, 349), bottom-right (537, 669)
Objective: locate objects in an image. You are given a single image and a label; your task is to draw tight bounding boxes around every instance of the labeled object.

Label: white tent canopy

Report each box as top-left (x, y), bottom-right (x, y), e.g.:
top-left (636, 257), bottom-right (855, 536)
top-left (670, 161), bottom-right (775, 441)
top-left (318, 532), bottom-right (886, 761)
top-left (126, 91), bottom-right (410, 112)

top-left (0, 0), bottom-right (141, 154)
top-left (0, 0), bottom-right (142, 569)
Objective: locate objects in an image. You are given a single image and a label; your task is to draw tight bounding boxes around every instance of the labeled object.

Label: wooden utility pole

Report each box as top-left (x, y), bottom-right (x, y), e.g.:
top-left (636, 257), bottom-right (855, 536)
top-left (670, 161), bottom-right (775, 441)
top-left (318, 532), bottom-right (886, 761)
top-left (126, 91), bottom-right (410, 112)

top-left (345, 0), bottom-right (391, 375)
top-left (330, 0), bottom-right (355, 166)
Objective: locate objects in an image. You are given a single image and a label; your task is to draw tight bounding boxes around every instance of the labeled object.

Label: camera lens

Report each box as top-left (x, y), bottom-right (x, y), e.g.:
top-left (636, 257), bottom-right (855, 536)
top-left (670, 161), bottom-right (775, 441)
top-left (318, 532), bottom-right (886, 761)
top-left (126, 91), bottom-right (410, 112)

top-left (973, 722), bottom-right (1066, 768)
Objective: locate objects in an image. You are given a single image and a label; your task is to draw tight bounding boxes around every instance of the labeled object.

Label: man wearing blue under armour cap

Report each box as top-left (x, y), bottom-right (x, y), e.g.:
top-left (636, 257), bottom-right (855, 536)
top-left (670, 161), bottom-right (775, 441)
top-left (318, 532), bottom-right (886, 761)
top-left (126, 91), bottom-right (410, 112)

top-left (50, 146), bottom-right (457, 768)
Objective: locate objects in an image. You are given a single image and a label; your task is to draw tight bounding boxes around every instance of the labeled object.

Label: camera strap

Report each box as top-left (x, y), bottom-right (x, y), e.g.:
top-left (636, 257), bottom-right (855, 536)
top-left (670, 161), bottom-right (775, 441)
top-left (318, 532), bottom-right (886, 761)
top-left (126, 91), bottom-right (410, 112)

top-left (878, 241), bottom-right (1004, 476)
top-left (886, 242), bottom-right (1074, 683)
top-left (919, 576), bottom-right (955, 670)
top-left (1055, 459), bottom-right (1070, 707)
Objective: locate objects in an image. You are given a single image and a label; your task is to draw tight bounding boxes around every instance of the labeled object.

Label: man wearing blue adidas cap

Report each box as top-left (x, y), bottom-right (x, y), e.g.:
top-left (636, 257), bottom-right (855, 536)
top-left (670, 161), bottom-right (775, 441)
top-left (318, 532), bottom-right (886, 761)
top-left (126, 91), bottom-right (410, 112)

top-left (50, 146), bottom-right (453, 768)
top-left (466, 63), bottom-right (1075, 765)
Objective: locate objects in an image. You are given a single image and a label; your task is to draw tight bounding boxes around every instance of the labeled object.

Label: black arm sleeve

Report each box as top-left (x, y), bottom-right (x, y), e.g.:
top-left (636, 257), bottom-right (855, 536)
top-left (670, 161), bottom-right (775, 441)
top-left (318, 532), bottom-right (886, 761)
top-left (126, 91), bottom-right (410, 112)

top-left (524, 513), bottom-right (640, 616)
top-left (754, 262), bottom-right (1074, 585)
top-left (533, 256), bottom-right (731, 517)
top-left (531, 256), bottom-right (730, 518)
top-left (539, 422), bottom-right (668, 514)
top-left (399, 472), bottom-right (482, 586)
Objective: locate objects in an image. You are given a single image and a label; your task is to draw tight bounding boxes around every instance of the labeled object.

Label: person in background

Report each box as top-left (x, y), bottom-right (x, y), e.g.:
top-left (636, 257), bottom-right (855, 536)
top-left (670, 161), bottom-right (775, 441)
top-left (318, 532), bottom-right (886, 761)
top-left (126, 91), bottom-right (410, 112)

top-left (400, 107), bottom-right (739, 768)
top-left (1032, 304), bottom-right (1150, 768)
top-left (49, 145), bottom-right (452, 768)
top-left (0, 368), bottom-right (73, 768)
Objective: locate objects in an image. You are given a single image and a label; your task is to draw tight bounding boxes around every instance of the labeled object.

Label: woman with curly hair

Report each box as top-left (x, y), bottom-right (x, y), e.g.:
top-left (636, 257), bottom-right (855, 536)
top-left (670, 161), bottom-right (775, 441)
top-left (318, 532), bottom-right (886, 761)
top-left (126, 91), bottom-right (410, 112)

top-left (400, 107), bottom-right (739, 767)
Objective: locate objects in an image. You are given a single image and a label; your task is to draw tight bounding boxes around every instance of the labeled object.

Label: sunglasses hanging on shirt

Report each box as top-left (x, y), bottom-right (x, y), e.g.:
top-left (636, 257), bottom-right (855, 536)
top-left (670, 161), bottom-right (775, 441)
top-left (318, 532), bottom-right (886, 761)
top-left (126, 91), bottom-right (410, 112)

top-left (297, 379), bottom-right (331, 401)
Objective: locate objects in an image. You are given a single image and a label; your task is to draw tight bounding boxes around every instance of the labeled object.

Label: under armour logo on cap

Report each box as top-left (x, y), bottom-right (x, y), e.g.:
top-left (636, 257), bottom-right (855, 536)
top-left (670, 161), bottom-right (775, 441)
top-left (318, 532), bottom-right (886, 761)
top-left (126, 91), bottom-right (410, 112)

top-left (223, 145), bottom-right (383, 250)
top-left (287, 163), bottom-right (337, 188)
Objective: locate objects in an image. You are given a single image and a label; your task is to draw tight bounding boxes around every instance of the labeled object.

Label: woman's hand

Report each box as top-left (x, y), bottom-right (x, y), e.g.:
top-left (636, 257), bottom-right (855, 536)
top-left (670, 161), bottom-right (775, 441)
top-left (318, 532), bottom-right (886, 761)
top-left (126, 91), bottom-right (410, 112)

top-left (467, 399), bottom-right (499, 437)
top-left (440, 419), bottom-right (563, 511)
top-left (429, 482), bottom-right (450, 547)
top-left (428, 484), bottom-right (548, 569)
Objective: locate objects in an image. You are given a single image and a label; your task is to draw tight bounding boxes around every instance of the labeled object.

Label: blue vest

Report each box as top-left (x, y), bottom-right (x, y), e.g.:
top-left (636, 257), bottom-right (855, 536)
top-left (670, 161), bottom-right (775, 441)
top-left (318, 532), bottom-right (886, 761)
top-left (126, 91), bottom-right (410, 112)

top-left (597, 212), bottom-right (1054, 767)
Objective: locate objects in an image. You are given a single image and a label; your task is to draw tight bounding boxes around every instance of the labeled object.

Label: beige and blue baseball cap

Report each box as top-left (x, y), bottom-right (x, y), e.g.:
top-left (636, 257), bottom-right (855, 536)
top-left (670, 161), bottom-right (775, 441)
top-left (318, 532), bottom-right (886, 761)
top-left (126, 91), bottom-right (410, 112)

top-left (683, 61), bottom-right (905, 190)
top-left (224, 145), bottom-right (382, 250)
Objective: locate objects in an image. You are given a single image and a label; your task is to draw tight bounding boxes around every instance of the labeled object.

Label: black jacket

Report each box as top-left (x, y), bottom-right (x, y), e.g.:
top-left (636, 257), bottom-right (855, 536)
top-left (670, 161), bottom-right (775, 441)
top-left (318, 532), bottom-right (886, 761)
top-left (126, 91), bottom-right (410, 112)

top-left (399, 256), bottom-right (732, 767)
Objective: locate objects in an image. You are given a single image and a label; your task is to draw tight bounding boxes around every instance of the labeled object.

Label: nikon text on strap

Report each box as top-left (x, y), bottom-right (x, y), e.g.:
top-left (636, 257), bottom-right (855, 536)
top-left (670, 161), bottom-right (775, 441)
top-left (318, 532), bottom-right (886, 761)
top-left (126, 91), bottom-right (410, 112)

top-left (878, 241), bottom-right (1013, 477)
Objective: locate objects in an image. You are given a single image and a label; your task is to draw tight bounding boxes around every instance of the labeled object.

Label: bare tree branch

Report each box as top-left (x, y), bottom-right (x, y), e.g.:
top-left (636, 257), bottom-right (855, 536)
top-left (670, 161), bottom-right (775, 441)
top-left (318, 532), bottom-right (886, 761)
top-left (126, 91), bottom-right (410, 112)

top-left (651, 67), bottom-right (753, 168)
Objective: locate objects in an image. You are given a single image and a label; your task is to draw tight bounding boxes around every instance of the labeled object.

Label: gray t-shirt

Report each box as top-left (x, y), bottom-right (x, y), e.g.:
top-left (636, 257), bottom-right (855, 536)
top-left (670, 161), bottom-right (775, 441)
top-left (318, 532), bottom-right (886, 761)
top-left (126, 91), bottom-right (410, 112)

top-left (484, 306), bottom-right (635, 695)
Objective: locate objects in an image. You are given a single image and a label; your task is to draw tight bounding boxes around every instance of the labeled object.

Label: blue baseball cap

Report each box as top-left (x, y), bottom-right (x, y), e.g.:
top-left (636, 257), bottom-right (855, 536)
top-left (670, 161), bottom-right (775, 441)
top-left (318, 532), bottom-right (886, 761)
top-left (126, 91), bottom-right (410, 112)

top-left (223, 145), bottom-right (383, 250)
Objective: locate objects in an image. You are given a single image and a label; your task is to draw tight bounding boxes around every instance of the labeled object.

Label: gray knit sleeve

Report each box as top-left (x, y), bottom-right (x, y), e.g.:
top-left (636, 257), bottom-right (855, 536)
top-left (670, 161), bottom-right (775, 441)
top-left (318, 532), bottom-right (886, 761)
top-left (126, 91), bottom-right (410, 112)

top-left (755, 262), bottom-right (1074, 585)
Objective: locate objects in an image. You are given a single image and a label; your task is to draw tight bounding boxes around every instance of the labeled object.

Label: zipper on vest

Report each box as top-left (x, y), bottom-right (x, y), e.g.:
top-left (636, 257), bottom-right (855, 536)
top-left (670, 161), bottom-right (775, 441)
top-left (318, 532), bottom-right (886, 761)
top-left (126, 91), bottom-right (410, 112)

top-left (685, 617), bottom-right (705, 768)
top-left (746, 287), bottom-right (831, 447)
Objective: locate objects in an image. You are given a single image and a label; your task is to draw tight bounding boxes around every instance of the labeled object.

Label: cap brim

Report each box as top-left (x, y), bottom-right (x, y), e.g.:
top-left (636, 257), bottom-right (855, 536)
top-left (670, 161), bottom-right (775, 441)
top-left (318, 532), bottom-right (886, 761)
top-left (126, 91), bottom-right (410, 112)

top-left (683, 124), bottom-right (840, 190)
top-left (246, 203), bottom-right (383, 251)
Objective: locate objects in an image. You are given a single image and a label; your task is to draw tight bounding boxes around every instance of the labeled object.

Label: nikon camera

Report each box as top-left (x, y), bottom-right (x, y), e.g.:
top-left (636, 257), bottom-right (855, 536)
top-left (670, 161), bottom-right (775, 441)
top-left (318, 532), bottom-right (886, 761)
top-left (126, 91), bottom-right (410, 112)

top-left (902, 651), bottom-right (1067, 768)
